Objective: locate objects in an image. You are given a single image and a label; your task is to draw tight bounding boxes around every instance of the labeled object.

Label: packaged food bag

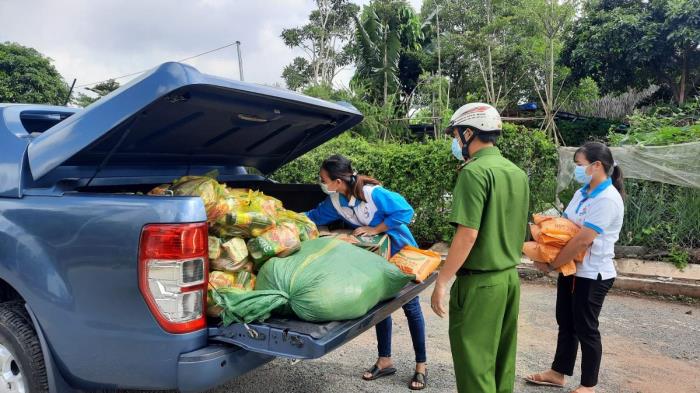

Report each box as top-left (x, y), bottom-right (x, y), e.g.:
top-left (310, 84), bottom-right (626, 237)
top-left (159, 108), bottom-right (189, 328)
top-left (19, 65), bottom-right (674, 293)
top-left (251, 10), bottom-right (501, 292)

top-left (536, 218), bottom-right (580, 247)
top-left (169, 175), bottom-right (229, 223)
top-left (209, 271), bottom-right (237, 289)
top-left (209, 236), bottom-right (222, 260)
top-left (211, 238), bottom-right (413, 325)
top-left (207, 271), bottom-right (256, 317)
top-left (276, 210), bottom-right (319, 242)
top-left (226, 189), bottom-right (283, 217)
top-left (524, 214), bottom-right (588, 277)
top-left (213, 211), bottom-right (276, 239)
top-left (390, 246), bottom-right (441, 282)
top-left (233, 270), bottom-right (256, 291)
top-left (148, 184), bottom-right (172, 196)
top-left (523, 242), bottom-right (577, 276)
top-left (324, 232), bottom-right (392, 260)
top-left (222, 238), bottom-right (249, 264)
top-left (247, 223), bottom-right (301, 268)
top-left (248, 192), bottom-right (283, 217)
top-left (211, 257), bottom-right (249, 273)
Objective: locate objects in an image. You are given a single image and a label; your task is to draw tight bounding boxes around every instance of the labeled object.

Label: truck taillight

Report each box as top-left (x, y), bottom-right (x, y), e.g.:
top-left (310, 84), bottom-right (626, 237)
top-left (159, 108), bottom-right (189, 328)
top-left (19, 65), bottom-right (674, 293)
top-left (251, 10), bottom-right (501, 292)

top-left (139, 223), bottom-right (208, 334)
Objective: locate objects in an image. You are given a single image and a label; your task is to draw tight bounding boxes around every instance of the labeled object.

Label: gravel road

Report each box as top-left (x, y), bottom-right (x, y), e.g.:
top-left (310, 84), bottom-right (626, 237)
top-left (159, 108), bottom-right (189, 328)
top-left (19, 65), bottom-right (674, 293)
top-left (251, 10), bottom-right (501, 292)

top-left (207, 280), bottom-right (699, 393)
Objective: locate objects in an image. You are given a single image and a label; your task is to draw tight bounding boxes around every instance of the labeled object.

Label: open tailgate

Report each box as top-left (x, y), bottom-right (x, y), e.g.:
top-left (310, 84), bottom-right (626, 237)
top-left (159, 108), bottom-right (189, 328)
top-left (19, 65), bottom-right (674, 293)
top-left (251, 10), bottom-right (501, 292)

top-left (209, 273), bottom-right (436, 359)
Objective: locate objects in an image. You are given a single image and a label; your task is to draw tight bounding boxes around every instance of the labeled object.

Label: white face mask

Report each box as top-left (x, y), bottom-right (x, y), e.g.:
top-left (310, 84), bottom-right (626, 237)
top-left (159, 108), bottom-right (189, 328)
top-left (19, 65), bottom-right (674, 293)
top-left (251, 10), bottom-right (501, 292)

top-left (320, 182), bottom-right (337, 195)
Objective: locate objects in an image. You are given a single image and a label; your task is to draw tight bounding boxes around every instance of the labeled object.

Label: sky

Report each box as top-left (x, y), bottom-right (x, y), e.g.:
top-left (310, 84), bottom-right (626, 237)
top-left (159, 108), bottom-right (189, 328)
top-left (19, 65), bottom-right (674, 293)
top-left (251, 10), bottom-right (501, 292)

top-left (0, 0), bottom-right (423, 97)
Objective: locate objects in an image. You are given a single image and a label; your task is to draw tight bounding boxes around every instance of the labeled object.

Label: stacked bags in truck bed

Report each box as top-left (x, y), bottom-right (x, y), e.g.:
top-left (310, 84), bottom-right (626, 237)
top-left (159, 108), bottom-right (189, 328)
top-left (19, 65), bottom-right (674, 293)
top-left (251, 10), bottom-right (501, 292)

top-left (148, 172), bottom-right (319, 317)
top-left (522, 214), bottom-right (586, 276)
top-left (210, 237), bottom-right (413, 325)
top-left (149, 173), bottom-right (415, 324)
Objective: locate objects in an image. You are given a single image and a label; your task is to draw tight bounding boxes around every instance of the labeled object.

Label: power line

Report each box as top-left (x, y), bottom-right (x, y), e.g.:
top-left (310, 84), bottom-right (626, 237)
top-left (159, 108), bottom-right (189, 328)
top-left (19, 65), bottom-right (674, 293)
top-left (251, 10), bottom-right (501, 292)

top-left (75, 41), bottom-right (240, 88)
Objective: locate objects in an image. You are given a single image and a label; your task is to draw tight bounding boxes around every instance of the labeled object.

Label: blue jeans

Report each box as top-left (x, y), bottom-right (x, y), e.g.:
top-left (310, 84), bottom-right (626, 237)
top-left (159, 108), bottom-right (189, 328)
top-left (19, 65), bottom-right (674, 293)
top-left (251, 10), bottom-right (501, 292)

top-left (375, 296), bottom-right (427, 363)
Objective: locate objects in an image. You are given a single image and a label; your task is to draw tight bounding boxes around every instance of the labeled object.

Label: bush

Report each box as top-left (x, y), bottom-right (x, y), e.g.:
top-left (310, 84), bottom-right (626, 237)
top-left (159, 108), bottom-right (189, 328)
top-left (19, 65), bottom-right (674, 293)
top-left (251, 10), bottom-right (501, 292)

top-left (619, 180), bottom-right (700, 255)
top-left (557, 117), bottom-right (617, 146)
top-left (609, 96), bottom-right (700, 146)
top-left (272, 123), bottom-right (559, 244)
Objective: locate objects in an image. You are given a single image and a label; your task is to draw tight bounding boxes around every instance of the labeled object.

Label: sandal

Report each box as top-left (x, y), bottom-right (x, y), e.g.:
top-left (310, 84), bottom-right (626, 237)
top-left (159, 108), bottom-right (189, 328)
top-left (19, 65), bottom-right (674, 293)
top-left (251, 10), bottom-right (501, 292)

top-left (409, 370), bottom-right (427, 390)
top-left (362, 364), bottom-right (397, 381)
top-left (524, 373), bottom-right (565, 387)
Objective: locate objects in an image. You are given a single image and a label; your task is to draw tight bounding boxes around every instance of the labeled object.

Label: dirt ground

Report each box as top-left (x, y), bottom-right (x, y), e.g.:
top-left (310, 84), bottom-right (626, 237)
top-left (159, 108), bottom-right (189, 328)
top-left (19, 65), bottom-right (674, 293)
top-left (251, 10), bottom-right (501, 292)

top-left (210, 280), bottom-right (699, 393)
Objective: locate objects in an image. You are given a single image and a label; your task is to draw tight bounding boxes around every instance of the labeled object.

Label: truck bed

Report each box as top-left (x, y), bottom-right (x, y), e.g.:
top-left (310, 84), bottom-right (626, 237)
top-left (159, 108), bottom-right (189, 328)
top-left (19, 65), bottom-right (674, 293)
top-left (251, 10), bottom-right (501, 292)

top-left (209, 273), bottom-right (436, 359)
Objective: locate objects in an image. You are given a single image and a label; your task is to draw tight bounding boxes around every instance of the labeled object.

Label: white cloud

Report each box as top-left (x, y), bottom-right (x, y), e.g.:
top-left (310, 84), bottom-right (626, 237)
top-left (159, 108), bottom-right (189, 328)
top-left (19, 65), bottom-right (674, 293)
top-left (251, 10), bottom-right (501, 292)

top-left (0, 0), bottom-right (424, 94)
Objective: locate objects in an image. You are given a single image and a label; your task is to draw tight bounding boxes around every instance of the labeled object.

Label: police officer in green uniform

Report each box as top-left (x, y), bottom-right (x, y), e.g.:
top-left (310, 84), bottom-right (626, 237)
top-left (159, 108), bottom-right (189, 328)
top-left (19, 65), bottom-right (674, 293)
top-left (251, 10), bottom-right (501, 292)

top-left (430, 103), bottom-right (529, 393)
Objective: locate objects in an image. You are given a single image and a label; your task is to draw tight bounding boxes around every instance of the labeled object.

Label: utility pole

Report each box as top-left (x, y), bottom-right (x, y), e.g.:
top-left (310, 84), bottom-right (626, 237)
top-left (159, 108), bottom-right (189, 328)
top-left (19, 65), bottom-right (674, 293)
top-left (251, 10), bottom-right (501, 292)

top-left (64, 78), bottom-right (77, 106)
top-left (235, 41), bottom-right (244, 81)
top-left (435, 1), bottom-right (442, 109)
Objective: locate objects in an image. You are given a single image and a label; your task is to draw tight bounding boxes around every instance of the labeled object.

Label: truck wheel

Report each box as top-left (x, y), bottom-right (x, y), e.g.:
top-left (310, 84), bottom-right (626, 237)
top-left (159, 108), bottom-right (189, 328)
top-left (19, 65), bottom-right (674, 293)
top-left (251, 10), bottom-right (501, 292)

top-left (0, 304), bottom-right (48, 393)
top-left (2, 301), bottom-right (31, 326)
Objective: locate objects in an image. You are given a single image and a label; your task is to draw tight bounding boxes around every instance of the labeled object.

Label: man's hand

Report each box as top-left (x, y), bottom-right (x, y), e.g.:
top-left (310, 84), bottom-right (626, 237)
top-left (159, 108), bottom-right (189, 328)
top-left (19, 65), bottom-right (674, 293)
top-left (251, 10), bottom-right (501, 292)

top-left (533, 262), bottom-right (551, 273)
top-left (353, 226), bottom-right (380, 236)
top-left (431, 225), bottom-right (478, 318)
top-left (431, 282), bottom-right (448, 318)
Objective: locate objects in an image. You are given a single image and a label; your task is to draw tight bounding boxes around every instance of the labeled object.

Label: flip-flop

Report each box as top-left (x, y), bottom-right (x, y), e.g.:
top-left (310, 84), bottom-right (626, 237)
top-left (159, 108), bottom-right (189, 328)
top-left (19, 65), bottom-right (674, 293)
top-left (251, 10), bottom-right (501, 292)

top-left (409, 370), bottom-right (427, 390)
top-left (362, 365), bottom-right (397, 381)
top-left (524, 374), bottom-right (565, 387)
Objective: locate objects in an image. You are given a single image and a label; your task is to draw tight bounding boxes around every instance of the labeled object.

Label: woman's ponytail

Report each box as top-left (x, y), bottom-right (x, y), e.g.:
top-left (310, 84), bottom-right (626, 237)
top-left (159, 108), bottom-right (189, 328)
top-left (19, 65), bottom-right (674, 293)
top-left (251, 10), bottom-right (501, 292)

top-left (611, 165), bottom-right (626, 199)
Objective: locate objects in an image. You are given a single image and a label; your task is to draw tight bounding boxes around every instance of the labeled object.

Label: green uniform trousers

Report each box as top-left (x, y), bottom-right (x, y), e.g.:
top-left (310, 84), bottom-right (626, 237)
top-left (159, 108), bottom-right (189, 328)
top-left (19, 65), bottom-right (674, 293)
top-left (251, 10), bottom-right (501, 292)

top-left (449, 267), bottom-right (520, 393)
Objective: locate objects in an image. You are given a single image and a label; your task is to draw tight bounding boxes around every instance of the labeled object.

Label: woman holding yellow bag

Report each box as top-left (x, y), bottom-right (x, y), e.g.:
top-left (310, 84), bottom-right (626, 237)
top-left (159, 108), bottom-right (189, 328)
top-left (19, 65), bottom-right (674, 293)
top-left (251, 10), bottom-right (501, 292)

top-left (526, 142), bottom-right (625, 393)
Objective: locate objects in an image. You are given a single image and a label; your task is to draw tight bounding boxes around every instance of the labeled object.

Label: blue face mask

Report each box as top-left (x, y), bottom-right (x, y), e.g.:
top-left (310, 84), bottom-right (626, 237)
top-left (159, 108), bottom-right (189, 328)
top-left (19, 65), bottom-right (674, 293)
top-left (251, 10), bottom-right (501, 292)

top-left (451, 138), bottom-right (464, 161)
top-left (573, 164), bottom-right (592, 184)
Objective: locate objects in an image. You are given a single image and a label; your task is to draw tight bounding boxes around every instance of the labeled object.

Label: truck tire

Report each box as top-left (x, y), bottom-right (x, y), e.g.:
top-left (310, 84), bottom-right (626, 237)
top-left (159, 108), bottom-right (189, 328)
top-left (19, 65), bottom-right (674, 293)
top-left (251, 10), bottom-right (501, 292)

top-left (2, 300), bottom-right (31, 326)
top-left (0, 304), bottom-right (48, 393)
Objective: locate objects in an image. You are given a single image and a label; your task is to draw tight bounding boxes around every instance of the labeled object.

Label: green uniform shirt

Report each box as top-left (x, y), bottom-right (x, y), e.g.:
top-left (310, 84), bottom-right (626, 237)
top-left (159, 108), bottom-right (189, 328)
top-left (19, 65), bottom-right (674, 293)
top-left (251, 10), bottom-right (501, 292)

top-left (449, 146), bottom-right (529, 271)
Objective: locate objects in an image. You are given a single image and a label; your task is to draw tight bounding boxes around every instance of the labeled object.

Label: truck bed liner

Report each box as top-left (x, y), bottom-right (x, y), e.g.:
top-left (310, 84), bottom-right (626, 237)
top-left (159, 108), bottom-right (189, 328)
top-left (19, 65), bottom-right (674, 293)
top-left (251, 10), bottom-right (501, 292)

top-left (209, 273), bottom-right (436, 359)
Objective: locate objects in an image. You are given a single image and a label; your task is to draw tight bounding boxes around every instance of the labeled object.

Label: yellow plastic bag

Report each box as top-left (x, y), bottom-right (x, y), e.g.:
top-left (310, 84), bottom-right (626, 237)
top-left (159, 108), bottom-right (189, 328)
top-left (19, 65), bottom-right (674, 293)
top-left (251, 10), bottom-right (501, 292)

top-left (208, 236), bottom-right (222, 260)
top-left (276, 210), bottom-right (319, 242)
top-left (207, 271), bottom-right (256, 317)
top-left (169, 175), bottom-right (229, 223)
top-left (247, 223), bottom-right (301, 268)
top-left (222, 238), bottom-right (249, 264)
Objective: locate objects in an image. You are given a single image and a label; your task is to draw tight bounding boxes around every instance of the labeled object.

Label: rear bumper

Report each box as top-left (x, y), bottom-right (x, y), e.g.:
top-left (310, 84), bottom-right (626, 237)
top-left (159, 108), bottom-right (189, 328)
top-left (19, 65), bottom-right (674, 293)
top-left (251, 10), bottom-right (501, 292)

top-left (177, 343), bottom-right (274, 393)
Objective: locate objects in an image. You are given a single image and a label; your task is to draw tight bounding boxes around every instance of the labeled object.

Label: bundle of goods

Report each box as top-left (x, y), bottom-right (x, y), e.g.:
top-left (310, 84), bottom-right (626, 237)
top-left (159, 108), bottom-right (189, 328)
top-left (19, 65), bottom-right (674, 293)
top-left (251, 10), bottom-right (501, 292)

top-left (149, 172), bottom-right (319, 272)
top-left (389, 246), bottom-right (441, 283)
top-left (210, 238), bottom-right (413, 325)
top-left (320, 230), bottom-right (392, 260)
top-left (246, 222), bottom-right (301, 269)
top-left (522, 214), bottom-right (587, 276)
top-left (148, 172), bottom-right (321, 319)
top-left (207, 271), bottom-right (256, 317)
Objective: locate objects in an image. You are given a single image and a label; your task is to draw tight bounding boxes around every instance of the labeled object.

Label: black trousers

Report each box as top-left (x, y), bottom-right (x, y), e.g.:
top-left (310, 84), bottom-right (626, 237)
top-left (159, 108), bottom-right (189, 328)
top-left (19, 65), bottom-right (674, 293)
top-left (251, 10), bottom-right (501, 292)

top-left (551, 273), bottom-right (614, 387)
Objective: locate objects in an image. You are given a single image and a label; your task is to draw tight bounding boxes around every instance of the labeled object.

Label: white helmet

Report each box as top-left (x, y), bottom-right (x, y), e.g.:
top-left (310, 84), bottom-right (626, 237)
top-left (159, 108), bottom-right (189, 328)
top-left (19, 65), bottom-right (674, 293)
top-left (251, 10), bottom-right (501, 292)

top-left (445, 103), bottom-right (502, 134)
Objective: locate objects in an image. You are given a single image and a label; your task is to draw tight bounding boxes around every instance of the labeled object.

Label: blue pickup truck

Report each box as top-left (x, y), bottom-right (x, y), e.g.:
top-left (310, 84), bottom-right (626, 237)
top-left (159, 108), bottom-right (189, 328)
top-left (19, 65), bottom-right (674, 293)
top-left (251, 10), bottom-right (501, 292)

top-left (0, 62), bottom-right (435, 392)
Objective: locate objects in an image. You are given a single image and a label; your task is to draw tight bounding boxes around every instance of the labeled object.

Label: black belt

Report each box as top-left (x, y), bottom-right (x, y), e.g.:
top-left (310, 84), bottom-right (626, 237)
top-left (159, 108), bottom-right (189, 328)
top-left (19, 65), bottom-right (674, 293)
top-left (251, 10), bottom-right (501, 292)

top-left (456, 268), bottom-right (491, 276)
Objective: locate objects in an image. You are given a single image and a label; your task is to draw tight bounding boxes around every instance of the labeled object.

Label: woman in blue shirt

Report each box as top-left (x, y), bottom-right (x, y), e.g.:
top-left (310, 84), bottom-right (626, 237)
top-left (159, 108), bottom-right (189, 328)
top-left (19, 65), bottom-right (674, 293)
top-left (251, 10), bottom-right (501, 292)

top-left (306, 154), bottom-right (427, 390)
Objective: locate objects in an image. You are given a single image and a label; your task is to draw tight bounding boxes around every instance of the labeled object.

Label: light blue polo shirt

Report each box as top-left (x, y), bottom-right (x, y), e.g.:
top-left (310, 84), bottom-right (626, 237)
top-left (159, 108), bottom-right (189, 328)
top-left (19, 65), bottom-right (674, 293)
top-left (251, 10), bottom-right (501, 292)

top-left (564, 178), bottom-right (624, 280)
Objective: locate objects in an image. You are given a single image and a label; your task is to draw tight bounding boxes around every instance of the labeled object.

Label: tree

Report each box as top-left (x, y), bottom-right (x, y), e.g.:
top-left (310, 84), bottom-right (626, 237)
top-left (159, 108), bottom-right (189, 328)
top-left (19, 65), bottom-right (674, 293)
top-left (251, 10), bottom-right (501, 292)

top-left (281, 58), bottom-right (314, 91)
top-left (352, 0), bottom-right (423, 106)
top-left (281, 0), bottom-right (359, 90)
top-left (561, 0), bottom-right (700, 104)
top-left (521, 0), bottom-right (578, 144)
top-left (73, 79), bottom-right (120, 107)
top-left (0, 42), bottom-right (69, 105)
top-left (419, 0), bottom-right (531, 112)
